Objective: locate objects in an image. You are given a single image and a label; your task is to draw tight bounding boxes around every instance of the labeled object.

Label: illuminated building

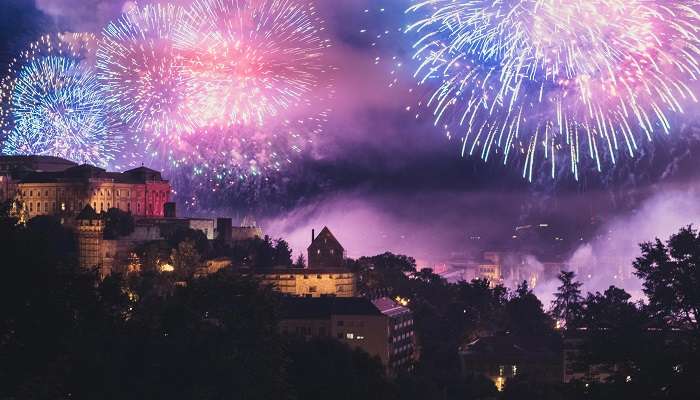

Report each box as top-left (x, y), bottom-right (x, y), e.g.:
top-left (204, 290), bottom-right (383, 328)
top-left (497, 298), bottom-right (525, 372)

top-left (257, 227), bottom-right (356, 297)
top-left (0, 156), bottom-right (171, 219)
top-left (308, 227), bottom-right (345, 269)
top-left (459, 334), bottom-right (561, 391)
top-left (257, 268), bottom-right (356, 297)
top-left (372, 297), bottom-right (418, 373)
top-left (280, 297), bottom-right (416, 374)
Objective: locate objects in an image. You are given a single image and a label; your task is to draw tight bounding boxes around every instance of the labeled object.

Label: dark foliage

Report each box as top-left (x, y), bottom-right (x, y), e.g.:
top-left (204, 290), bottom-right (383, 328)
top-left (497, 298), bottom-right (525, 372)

top-left (103, 207), bottom-right (135, 239)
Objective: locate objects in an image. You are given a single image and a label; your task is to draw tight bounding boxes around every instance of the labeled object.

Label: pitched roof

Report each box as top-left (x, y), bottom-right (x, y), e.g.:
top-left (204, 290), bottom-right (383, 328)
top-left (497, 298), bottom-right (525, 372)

top-left (308, 226), bottom-right (344, 251)
top-left (280, 297), bottom-right (382, 319)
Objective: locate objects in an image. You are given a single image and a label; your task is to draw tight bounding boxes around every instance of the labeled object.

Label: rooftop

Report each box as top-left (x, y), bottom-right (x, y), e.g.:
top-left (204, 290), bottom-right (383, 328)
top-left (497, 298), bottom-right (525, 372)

top-left (372, 297), bottom-right (411, 317)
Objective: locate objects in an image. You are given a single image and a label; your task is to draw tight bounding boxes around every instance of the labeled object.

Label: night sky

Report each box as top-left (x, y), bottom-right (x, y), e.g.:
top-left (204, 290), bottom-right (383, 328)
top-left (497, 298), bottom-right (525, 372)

top-left (3, 0), bottom-right (700, 286)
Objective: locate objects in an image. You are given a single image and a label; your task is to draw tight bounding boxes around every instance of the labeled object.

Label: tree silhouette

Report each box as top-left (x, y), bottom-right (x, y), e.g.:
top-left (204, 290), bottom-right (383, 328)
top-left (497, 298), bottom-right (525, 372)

top-left (634, 226), bottom-right (700, 332)
top-left (550, 271), bottom-right (584, 327)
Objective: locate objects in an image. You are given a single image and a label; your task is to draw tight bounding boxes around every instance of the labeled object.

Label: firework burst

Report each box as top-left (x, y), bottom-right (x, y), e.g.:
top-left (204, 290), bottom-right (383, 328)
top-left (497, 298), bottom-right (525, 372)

top-left (405, 0), bottom-right (700, 180)
top-left (0, 33), bottom-right (121, 167)
top-left (176, 0), bottom-right (332, 127)
top-left (97, 3), bottom-right (197, 160)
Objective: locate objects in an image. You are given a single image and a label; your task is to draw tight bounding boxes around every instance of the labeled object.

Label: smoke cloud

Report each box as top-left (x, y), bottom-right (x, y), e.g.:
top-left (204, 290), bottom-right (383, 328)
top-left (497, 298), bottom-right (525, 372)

top-left (534, 182), bottom-right (700, 306)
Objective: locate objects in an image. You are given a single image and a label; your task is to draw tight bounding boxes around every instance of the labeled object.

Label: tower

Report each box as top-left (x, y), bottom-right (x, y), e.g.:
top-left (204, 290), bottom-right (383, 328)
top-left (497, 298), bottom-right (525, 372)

top-left (307, 227), bottom-right (345, 269)
top-left (76, 205), bottom-right (104, 272)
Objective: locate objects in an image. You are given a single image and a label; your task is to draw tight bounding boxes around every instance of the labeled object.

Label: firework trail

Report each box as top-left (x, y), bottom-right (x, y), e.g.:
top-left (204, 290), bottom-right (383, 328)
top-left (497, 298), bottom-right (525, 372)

top-left (402, 0), bottom-right (700, 180)
top-left (97, 3), bottom-right (197, 162)
top-left (0, 33), bottom-right (121, 167)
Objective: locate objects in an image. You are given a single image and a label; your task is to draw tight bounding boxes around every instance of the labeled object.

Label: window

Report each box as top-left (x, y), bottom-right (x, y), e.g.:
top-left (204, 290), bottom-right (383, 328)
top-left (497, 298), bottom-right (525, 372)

top-left (44, 202), bottom-right (48, 212)
top-left (345, 333), bottom-right (354, 340)
top-left (127, 202), bottom-right (131, 212)
top-left (317, 249), bottom-right (321, 255)
top-left (317, 274), bottom-right (322, 279)
top-left (61, 202), bottom-right (65, 211)
top-left (29, 203), bottom-right (33, 212)
top-left (356, 335), bottom-right (365, 340)
top-left (107, 202), bottom-right (110, 209)
top-left (303, 275), bottom-right (308, 279)
top-left (45, 190), bottom-right (48, 196)
top-left (309, 286), bottom-right (317, 293)
top-left (30, 190), bottom-right (33, 197)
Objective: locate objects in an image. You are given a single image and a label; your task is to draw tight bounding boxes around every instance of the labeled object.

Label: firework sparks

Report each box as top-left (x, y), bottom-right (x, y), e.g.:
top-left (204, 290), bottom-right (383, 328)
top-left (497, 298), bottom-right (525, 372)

top-left (404, 0), bottom-right (700, 180)
top-left (177, 0), bottom-right (332, 128)
top-left (97, 3), bottom-right (197, 159)
top-left (0, 33), bottom-right (121, 167)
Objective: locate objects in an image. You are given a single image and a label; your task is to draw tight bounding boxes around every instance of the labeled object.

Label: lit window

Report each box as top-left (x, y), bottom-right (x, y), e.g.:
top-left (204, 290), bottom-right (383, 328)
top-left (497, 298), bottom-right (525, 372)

top-left (356, 335), bottom-right (365, 340)
top-left (345, 333), bottom-right (354, 340)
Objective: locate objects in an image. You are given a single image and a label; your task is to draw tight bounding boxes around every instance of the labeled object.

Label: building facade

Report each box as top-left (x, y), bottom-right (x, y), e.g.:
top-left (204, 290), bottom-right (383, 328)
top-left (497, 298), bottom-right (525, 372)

top-left (0, 156), bottom-right (171, 220)
top-left (258, 268), bottom-right (356, 297)
top-left (308, 227), bottom-right (345, 269)
top-left (280, 297), bottom-right (391, 368)
top-left (372, 297), bottom-right (418, 373)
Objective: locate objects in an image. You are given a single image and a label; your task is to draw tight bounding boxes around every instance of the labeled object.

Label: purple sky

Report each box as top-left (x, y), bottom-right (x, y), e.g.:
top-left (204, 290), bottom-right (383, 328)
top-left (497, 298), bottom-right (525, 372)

top-left (7, 0), bottom-right (700, 296)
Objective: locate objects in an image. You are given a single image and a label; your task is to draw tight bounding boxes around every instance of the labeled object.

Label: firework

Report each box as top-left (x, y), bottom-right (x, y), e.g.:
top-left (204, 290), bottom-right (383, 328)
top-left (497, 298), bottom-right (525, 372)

top-left (97, 3), bottom-right (197, 159)
top-left (167, 0), bottom-right (333, 204)
top-left (176, 0), bottom-right (332, 127)
top-left (405, 0), bottom-right (700, 180)
top-left (0, 33), bottom-right (121, 167)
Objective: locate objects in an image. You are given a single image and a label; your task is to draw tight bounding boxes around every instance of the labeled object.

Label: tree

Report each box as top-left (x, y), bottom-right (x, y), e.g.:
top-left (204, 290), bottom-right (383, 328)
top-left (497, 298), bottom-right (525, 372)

top-left (506, 281), bottom-right (555, 338)
top-left (634, 226), bottom-right (700, 332)
top-left (550, 270), bottom-right (584, 327)
top-left (170, 239), bottom-right (201, 280)
top-left (293, 253), bottom-right (306, 269)
top-left (273, 238), bottom-right (293, 266)
top-left (103, 208), bottom-right (135, 239)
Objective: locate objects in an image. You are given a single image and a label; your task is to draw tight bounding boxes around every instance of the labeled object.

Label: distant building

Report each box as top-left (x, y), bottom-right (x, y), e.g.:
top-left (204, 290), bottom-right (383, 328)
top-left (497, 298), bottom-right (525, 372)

top-left (446, 251), bottom-right (503, 286)
top-left (372, 297), bottom-right (418, 373)
top-left (232, 215), bottom-right (264, 241)
top-left (0, 156), bottom-right (171, 219)
top-left (257, 227), bottom-right (355, 297)
top-left (258, 268), bottom-right (356, 297)
top-left (216, 216), bottom-right (264, 243)
top-left (308, 227), bottom-right (345, 269)
top-left (280, 297), bottom-right (414, 374)
top-left (459, 334), bottom-right (562, 391)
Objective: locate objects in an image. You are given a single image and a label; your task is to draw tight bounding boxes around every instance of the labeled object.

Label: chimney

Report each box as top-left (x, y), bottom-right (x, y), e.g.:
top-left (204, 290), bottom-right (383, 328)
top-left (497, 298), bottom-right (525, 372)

top-left (312, 228), bottom-right (315, 243)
